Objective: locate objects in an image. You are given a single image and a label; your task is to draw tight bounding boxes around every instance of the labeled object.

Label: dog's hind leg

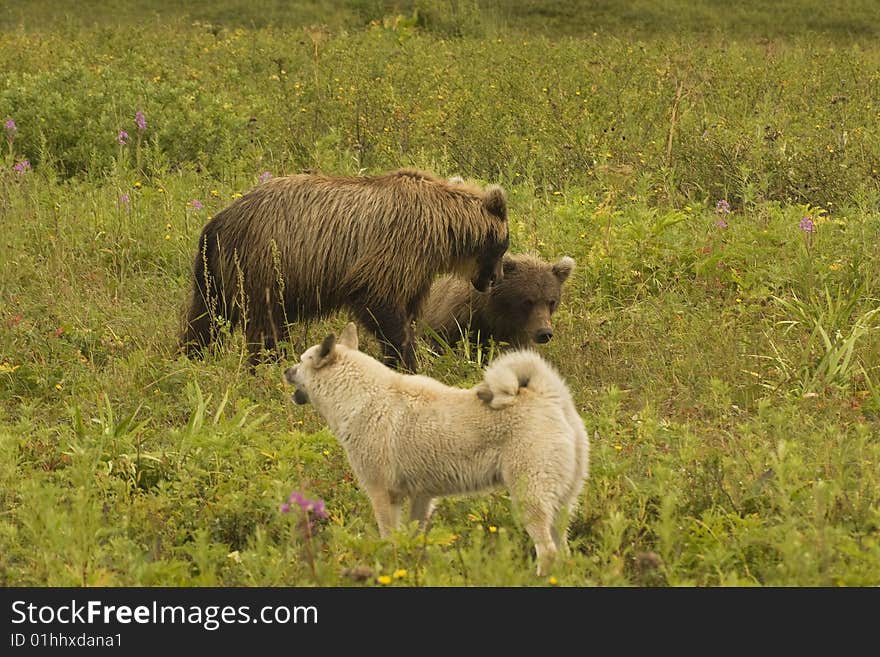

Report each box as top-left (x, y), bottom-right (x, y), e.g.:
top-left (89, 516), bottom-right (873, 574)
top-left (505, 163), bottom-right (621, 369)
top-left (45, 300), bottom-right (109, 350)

top-left (365, 486), bottom-right (402, 538)
top-left (409, 494), bottom-right (436, 527)
top-left (524, 511), bottom-right (558, 577)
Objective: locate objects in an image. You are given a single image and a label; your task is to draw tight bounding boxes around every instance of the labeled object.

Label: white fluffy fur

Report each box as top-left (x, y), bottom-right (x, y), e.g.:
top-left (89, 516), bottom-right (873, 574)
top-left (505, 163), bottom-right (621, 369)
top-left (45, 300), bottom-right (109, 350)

top-left (285, 322), bottom-right (590, 575)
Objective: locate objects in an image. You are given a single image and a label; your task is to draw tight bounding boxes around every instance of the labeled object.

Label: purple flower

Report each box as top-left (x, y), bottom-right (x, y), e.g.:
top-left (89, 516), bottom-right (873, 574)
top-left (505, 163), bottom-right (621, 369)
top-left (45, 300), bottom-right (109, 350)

top-left (117, 129), bottom-right (129, 145)
top-left (258, 171), bottom-right (273, 184)
top-left (135, 110), bottom-right (147, 131)
top-left (4, 118), bottom-right (16, 134)
top-left (12, 159), bottom-right (30, 174)
top-left (118, 193), bottom-right (130, 206)
top-left (189, 199), bottom-right (203, 210)
top-left (281, 490), bottom-right (328, 521)
top-left (715, 199), bottom-right (731, 214)
top-left (715, 218), bottom-right (728, 229)
top-left (799, 216), bottom-right (815, 233)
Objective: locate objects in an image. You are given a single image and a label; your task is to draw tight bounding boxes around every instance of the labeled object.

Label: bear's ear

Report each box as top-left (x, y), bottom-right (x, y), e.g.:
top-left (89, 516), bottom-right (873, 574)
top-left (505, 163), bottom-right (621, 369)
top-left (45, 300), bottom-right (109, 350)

top-left (339, 322), bottom-right (359, 350)
top-left (502, 257), bottom-right (518, 275)
top-left (552, 256), bottom-right (575, 283)
top-left (482, 185), bottom-right (507, 220)
top-left (314, 333), bottom-right (337, 368)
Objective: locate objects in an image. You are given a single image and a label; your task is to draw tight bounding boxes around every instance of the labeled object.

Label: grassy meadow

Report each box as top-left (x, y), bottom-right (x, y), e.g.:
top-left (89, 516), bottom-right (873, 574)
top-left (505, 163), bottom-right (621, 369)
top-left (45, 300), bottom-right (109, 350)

top-left (1, 0), bottom-right (879, 586)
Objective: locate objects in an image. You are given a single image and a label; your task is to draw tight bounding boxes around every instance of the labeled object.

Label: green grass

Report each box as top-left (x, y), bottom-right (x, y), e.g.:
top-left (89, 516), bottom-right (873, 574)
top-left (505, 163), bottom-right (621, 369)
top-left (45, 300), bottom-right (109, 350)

top-left (1, 0), bottom-right (879, 586)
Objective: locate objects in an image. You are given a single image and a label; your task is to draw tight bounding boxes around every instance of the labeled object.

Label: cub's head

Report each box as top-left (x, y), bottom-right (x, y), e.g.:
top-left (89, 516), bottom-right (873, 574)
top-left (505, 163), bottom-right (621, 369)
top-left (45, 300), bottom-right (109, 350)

top-left (283, 322), bottom-right (360, 405)
top-left (489, 254), bottom-right (575, 345)
top-left (471, 185), bottom-right (509, 292)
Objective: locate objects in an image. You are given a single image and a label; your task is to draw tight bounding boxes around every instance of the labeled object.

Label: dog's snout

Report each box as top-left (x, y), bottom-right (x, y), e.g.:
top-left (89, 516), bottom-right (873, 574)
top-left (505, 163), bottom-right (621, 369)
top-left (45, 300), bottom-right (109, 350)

top-left (535, 329), bottom-right (553, 344)
top-left (284, 366), bottom-right (297, 383)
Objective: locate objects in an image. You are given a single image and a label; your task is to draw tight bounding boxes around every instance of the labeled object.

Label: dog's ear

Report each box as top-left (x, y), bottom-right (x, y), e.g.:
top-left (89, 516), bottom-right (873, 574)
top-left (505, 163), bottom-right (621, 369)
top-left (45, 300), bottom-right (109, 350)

top-left (339, 322), bottom-right (359, 350)
top-left (314, 333), bottom-right (337, 368)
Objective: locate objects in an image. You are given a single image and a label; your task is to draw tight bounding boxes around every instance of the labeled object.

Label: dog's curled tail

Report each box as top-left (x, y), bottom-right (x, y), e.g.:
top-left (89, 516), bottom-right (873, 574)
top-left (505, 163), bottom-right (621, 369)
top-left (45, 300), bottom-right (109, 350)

top-left (475, 349), bottom-right (567, 410)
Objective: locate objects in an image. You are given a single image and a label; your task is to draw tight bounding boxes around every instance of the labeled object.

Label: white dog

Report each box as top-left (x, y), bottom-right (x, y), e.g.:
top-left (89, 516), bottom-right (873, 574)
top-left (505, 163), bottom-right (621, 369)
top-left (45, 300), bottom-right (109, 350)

top-left (284, 322), bottom-right (589, 575)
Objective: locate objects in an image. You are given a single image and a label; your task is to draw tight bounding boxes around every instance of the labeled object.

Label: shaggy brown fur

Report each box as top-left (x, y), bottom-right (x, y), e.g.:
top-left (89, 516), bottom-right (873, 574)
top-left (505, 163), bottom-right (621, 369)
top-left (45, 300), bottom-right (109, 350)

top-left (420, 253), bottom-right (575, 349)
top-left (180, 168), bottom-right (509, 370)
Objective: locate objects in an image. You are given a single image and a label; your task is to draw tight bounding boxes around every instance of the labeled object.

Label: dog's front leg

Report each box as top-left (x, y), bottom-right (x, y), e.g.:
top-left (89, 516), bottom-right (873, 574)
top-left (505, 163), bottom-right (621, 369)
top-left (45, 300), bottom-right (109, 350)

top-left (365, 486), bottom-right (402, 538)
top-left (409, 494), bottom-right (436, 527)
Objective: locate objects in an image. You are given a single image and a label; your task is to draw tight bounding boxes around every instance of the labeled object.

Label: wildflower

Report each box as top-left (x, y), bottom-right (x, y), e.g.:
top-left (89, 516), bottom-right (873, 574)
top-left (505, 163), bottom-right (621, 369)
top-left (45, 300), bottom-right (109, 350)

top-left (4, 118), bottom-right (16, 135)
top-left (189, 199), bottom-right (203, 210)
top-left (258, 171), bottom-right (273, 184)
top-left (133, 181), bottom-right (142, 189)
top-left (210, 189), bottom-right (219, 197)
top-left (799, 216), bottom-right (816, 233)
top-left (716, 218), bottom-right (728, 229)
top-left (281, 490), bottom-right (329, 520)
top-left (118, 193), bottom-right (130, 206)
top-left (12, 159), bottom-right (30, 174)
top-left (117, 130), bottom-right (129, 145)
top-left (135, 110), bottom-right (147, 131)
top-left (548, 576), bottom-right (559, 586)
top-left (376, 575), bottom-right (392, 585)
top-left (0, 362), bottom-right (20, 373)
top-left (488, 525), bottom-right (498, 533)
top-left (715, 199), bottom-right (731, 214)
top-left (393, 569), bottom-right (407, 579)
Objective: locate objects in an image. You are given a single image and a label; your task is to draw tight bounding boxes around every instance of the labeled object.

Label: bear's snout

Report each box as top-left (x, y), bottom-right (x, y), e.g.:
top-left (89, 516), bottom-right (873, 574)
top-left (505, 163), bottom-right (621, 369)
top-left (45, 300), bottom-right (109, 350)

top-left (284, 366), bottom-right (298, 384)
top-left (535, 329), bottom-right (553, 344)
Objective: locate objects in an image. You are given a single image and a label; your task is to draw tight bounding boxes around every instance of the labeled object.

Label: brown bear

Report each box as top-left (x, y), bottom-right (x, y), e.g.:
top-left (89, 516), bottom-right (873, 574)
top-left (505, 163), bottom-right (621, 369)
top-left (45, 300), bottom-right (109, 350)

top-left (180, 168), bottom-right (509, 371)
top-left (420, 253), bottom-right (575, 349)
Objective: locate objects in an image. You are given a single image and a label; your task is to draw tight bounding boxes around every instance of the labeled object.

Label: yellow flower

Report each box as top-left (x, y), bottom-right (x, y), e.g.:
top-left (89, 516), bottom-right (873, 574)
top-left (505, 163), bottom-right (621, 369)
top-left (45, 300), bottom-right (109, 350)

top-left (166, 223), bottom-right (172, 230)
top-left (829, 262), bottom-right (843, 271)
top-left (376, 575), bottom-right (391, 585)
top-left (55, 383), bottom-right (62, 390)
top-left (393, 569), bottom-right (407, 579)
top-left (158, 187), bottom-right (165, 194)
top-left (613, 444), bottom-right (623, 451)
top-left (488, 525), bottom-right (498, 533)
top-left (210, 190), bottom-right (219, 197)
top-left (548, 576), bottom-right (559, 586)
top-left (133, 181), bottom-right (142, 189)
top-left (0, 362), bottom-right (20, 373)
top-left (232, 192), bottom-right (243, 199)
top-left (165, 234), bottom-right (171, 240)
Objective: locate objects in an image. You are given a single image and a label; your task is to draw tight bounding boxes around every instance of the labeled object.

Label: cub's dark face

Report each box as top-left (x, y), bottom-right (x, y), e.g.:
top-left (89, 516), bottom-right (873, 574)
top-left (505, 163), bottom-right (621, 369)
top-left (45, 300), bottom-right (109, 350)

top-left (488, 255), bottom-right (574, 344)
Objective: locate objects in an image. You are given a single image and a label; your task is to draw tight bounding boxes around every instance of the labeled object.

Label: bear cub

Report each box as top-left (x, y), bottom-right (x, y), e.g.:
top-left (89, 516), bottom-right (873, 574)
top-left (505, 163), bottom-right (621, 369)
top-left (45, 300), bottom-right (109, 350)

top-left (421, 254), bottom-right (575, 349)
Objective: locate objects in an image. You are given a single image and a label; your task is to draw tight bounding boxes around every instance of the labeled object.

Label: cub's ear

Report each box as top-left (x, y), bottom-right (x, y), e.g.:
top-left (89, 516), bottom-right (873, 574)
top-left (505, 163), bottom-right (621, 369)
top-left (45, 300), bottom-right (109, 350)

top-left (314, 333), bottom-right (337, 368)
top-left (339, 322), bottom-right (359, 350)
top-left (502, 257), bottom-right (518, 275)
top-left (482, 185), bottom-right (507, 220)
top-left (552, 256), bottom-right (575, 283)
